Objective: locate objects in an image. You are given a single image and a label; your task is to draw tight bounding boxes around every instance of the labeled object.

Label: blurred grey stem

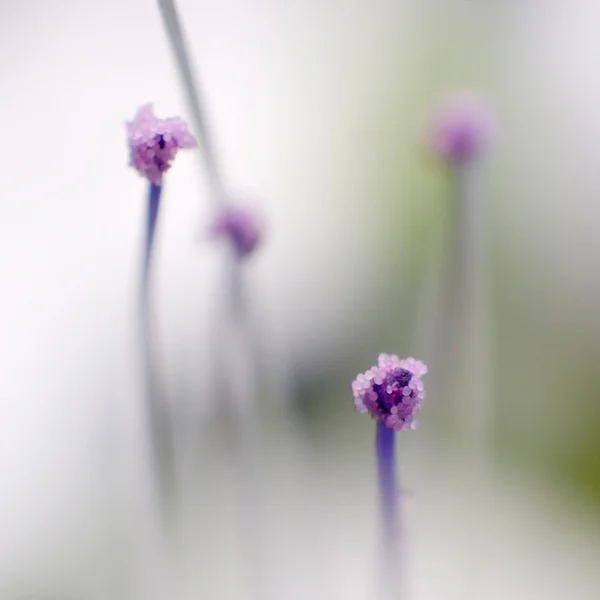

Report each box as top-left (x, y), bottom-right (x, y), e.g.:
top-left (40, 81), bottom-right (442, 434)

top-left (423, 159), bottom-right (493, 470)
top-left (157, 0), bottom-right (224, 202)
top-left (157, 1), bottom-right (272, 598)
top-left (217, 254), bottom-right (273, 600)
top-left (458, 160), bottom-right (493, 471)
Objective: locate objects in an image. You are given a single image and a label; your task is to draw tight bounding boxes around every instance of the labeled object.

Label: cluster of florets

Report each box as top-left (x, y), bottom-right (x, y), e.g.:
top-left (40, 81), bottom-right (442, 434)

top-left (127, 104), bottom-right (197, 185)
top-left (211, 203), bottom-right (263, 259)
top-left (428, 95), bottom-right (491, 165)
top-left (352, 354), bottom-right (427, 431)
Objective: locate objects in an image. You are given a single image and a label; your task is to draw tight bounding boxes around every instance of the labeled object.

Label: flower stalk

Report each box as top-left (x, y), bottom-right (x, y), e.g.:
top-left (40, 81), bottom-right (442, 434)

top-left (156, 2), bottom-right (269, 598)
top-left (353, 354), bottom-right (427, 599)
top-left (128, 103), bottom-right (197, 524)
top-left (376, 422), bottom-right (399, 598)
top-left (425, 94), bottom-right (494, 470)
top-left (139, 182), bottom-right (176, 520)
top-left (127, 104), bottom-right (198, 600)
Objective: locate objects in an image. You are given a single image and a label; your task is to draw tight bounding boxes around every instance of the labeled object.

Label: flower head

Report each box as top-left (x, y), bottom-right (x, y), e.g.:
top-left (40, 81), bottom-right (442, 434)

top-left (428, 95), bottom-right (492, 165)
top-left (352, 354), bottom-right (427, 431)
top-left (127, 104), bottom-right (197, 185)
top-left (211, 203), bottom-right (263, 259)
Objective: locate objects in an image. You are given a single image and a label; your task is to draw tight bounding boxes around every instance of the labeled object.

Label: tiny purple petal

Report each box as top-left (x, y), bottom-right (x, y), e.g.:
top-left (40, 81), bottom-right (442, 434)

top-left (127, 104), bottom-right (197, 185)
top-left (427, 94), bottom-right (493, 165)
top-left (211, 203), bottom-right (263, 259)
top-left (352, 354), bottom-right (427, 431)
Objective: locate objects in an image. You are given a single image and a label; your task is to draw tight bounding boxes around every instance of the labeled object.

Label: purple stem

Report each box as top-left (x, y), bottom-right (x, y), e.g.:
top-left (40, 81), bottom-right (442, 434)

top-left (376, 422), bottom-right (399, 598)
top-left (377, 422), bottom-right (397, 543)
top-left (140, 182), bottom-right (175, 523)
top-left (142, 183), bottom-right (162, 290)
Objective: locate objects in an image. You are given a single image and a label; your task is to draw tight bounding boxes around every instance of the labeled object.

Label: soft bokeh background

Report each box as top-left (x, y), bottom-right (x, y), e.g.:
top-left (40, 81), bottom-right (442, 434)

top-left (1, 0), bottom-right (600, 598)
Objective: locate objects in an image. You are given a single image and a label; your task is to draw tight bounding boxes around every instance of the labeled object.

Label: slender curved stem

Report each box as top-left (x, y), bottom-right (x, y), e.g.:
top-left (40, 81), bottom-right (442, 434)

top-left (376, 423), bottom-right (400, 600)
top-left (140, 183), bottom-right (176, 523)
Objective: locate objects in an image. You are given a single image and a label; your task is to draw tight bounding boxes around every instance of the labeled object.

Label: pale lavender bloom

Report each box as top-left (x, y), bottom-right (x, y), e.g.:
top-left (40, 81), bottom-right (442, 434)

top-left (211, 203), bottom-right (263, 259)
top-left (352, 354), bottom-right (427, 431)
top-left (428, 95), bottom-right (492, 165)
top-left (127, 104), bottom-right (197, 185)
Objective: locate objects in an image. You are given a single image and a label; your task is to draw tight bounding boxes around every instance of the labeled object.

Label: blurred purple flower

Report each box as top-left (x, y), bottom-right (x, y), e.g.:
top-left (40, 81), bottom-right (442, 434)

top-left (211, 203), bottom-right (263, 259)
top-left (127, 104), bottom-right (197, 185)
top-left (352, 354), bottom-right (427, 431)
top-left (428, 95), bottom-right (492, 164)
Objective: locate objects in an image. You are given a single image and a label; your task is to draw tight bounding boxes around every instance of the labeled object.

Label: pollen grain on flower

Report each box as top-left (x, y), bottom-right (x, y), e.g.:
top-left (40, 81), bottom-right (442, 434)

top-left (127, 104), bottom-right (197, 185)
top-left (352, 354), bottom-right (427, 431)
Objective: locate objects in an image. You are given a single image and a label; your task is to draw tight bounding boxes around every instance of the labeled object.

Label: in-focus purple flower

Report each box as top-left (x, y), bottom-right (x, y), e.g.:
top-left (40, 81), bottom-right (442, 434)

top-left (211, 203), bottom-right (263, 259)
top-left (352, 354), bottom-right (427, 431)
top-left (127, 104), bottom-right (197, 185)
top-left (428, 95), bottom-right (492, 165)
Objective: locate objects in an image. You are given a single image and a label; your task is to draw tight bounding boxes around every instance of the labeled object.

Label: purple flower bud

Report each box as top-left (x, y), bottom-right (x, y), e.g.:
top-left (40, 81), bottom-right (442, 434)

top-left (428, 95), bottom-right (492, 165)
top-left (211, 203), bottom-right (263, 259)
top-left (127, 104), bottom-right (197, 185)
top-left (352, 354), bottom-right (427, 431)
